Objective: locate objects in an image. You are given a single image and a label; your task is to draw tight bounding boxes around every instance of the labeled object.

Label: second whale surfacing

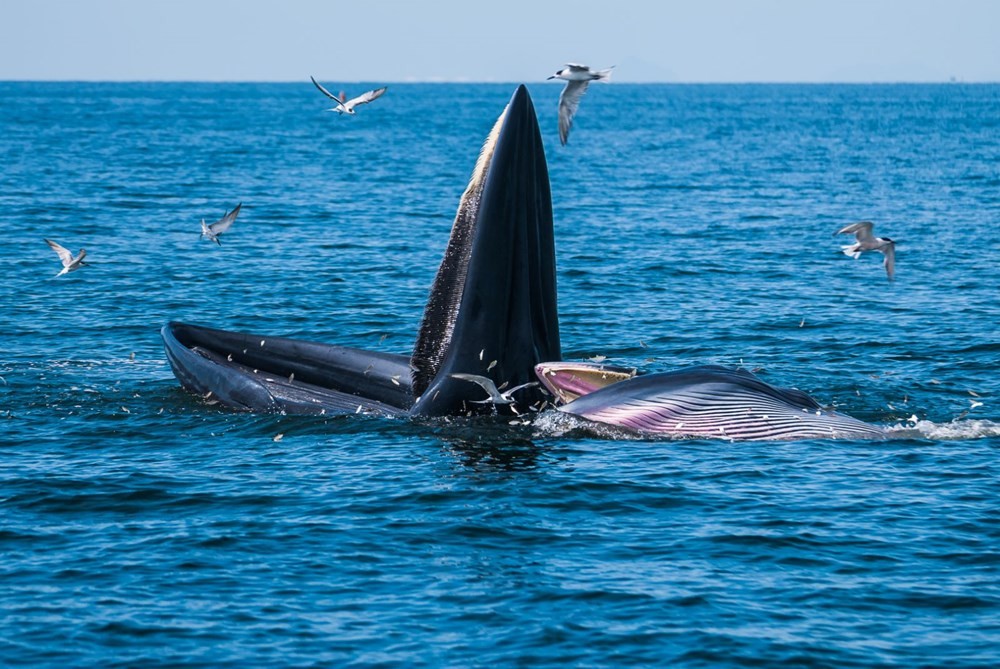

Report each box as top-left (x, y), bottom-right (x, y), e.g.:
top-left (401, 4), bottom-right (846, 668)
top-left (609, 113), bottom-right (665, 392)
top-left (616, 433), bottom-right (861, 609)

top-left (162, 85), bottom-right (886, 440)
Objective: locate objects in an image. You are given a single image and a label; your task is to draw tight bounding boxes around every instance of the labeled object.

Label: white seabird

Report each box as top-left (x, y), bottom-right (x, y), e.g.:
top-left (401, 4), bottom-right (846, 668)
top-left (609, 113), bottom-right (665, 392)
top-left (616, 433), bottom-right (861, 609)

top-left (547, 63), bottom-right (614, 145)
top-left (310, 76), bottom-right (387, 115)
top-left (449, 373), bottom-right (538, 405)
top-left (200, 202), bottom-right (242, 246)
top-left (834, 220), bottom-right (896, 280)
top-left (45, 239), bottom-right (88, 276)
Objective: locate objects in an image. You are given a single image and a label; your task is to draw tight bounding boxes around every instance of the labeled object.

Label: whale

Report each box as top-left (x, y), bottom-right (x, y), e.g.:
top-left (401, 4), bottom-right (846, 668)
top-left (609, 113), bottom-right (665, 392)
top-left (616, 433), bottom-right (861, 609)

top-left (535, 362), bottom-right (887, 440)
top-left (162, 84), bottom-right (886, 440)
top-left (163, 84), bottom-right (558, 418)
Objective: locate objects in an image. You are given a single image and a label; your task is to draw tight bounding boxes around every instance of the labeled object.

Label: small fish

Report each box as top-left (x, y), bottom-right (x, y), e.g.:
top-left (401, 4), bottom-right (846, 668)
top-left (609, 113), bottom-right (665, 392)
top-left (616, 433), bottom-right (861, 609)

top-left (273, 433), bottom-right (284, 442)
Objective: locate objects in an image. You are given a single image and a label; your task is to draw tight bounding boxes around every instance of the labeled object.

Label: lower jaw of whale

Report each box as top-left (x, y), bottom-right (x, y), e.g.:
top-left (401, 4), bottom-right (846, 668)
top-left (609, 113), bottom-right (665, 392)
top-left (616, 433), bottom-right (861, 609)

top-left (535, 362), bottom-right (887, 441)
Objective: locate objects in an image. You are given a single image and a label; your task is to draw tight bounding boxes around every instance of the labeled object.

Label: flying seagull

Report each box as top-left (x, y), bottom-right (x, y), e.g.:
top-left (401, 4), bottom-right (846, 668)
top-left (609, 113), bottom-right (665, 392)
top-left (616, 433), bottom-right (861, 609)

top-left (547, 63), bottom-right (614, 145)
top-left (45, 239), bottom-right (88, 276)
top-left (200, 202), bottom-right (242, 245)
top-left (310, 76), bottom-right (387, 115)
top-left (449, 373), bottom-right (538, 405)
top-left (834, 220), bottom-right (896, 280)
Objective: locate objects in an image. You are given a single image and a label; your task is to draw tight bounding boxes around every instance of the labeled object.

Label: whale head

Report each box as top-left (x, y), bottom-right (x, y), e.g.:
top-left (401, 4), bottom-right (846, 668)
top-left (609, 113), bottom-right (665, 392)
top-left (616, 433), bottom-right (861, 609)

top-left (410, 85), bottom-right (561, 416)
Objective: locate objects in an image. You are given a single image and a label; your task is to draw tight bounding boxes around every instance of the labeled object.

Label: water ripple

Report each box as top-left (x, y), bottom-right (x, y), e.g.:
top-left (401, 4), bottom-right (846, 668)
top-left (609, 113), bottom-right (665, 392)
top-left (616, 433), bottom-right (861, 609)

top-left (1, 82), bottom-right (998, 667)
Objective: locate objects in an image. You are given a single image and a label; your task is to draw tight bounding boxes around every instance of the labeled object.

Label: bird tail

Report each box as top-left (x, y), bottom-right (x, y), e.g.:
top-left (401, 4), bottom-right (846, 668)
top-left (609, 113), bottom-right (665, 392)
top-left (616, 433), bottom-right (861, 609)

top-left (595, 66), bottom-right (615, 82)
top-left (841, 245), bottom-right (861, 259)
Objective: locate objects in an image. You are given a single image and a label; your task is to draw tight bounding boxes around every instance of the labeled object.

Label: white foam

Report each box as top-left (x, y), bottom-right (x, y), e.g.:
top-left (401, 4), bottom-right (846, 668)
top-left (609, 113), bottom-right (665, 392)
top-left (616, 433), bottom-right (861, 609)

top-left (886, 417), bottom-right (1000, 440)
top-left (530, 410), bottom-right (645, 440)
top-left (533, 411), bottom-right (1000, 442)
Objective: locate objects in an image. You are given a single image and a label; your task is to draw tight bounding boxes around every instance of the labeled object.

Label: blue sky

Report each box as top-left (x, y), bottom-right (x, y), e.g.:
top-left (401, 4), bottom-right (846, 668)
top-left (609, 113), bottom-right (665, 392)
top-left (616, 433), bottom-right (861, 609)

top-left (2, 0), bottom-right (998, 82)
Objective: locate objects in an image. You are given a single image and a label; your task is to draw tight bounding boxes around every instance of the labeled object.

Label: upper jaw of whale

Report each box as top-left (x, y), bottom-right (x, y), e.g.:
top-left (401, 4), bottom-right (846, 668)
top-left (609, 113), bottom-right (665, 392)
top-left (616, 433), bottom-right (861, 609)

top-left (409, 84), bottom-right (560, 416)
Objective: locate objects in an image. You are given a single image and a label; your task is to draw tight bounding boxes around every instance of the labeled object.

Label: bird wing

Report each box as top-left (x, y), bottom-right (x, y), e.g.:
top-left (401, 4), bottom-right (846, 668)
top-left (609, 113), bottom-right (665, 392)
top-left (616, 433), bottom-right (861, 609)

top-left (209, 202), bottom-right (241, 235)
top-left (45, 239), bottom-right (73, 266)
top-left (882, 242), bottom-right (895, 280)
top-left (74, 248), bottom-right (87, 265)
top-left (449, 373), bottom-right (502, 401)
top-left (565, 63), bottom-right (590, 72)
top-left (836, 221), bottom-right (875, 242)
top-left (558, 80), bottom-right (590, 145)
top-left (347, 86), bottom-right (387, 108)
top-left (500, 381), bottom-right (538, 401)
top-left (310, 76), bottom-right (341, 102)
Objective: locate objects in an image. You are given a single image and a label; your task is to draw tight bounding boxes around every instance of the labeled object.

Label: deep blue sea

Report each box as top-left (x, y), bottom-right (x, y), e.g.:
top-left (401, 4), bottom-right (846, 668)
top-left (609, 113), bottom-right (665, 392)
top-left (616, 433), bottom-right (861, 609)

top-left (2, 82), bottom-right (999, 667)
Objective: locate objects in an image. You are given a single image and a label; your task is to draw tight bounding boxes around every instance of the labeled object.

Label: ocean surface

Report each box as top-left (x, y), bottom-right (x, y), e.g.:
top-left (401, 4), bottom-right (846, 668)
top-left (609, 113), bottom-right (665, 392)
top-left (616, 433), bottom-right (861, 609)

top-left (1, 81), bottom-right (999, 667)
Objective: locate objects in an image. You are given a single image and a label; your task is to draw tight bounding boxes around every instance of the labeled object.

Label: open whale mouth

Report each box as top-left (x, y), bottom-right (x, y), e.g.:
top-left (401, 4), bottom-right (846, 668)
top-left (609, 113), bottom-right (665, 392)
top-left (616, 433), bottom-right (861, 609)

top-left (162, 85), bottom-right (560, 418)
top-left (160, 85), bottom-right (887, 441)
top-left (534, 361), bottom-right (638, 405)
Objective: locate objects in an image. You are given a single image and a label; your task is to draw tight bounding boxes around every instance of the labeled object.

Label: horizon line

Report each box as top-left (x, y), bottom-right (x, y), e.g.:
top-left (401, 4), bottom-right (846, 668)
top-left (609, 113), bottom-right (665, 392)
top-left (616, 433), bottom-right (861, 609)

top-left (1, 78), bottom-right (995, 85)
